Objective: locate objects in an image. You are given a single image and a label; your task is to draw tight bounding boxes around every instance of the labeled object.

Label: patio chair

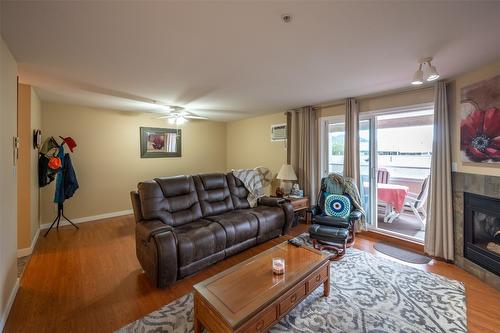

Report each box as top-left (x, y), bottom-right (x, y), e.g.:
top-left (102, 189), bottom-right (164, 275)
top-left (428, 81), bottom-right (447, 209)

top-left (377, 168), bottom-right (390, 216)
top-left (403, 176), bottom-right (430, 229)
top-left (377, 168), bottom-right (390, 184)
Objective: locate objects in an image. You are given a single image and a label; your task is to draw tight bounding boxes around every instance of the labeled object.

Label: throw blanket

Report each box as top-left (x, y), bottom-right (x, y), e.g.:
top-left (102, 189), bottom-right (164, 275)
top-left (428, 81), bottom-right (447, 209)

top-left (323, 173), bottom-right (366, 231)
top-left (232, 167), bottom-right (273, 207)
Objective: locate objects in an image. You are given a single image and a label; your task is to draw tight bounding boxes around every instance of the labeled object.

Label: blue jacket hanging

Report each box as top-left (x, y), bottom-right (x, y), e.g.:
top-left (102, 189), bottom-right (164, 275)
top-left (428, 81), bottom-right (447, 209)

top-left (54, 146), bottom-right (79, 204)
top-left (63, 154), bottom-right (79, 199)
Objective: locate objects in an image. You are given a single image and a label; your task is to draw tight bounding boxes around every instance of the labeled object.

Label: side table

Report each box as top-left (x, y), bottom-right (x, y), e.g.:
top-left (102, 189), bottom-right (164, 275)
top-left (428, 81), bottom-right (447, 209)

top-left (286, 196), bottom-right (310, 226)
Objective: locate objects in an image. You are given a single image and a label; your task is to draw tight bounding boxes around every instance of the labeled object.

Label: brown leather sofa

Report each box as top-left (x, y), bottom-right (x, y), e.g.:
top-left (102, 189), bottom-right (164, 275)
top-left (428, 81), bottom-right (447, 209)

top-left (130, 173), bottom-right (294, 288)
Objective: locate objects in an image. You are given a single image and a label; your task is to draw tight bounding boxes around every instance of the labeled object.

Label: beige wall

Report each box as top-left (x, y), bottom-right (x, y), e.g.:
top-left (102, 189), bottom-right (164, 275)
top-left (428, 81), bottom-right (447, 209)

top-left (449, 58), bottom-right (500, 177)
top-left (318, 87), bottom-right (434, 118)
top-left (30, 88), bottom-right (41, 240)
top-left (40, 102), bottom-right (227, 224)
top-left (16, 84), bottom-right (42, 251)
top-left (17, 84), bottom-right (31, 250)
top-left (0, 37), bottom-right (18, 329)
top-left (226, 112), bottom-right (287, 193)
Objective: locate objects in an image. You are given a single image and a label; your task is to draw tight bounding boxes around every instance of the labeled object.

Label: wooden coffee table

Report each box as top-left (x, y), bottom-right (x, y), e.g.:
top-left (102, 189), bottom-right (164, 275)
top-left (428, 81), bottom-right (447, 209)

top-left (193, 241), bottom-right (331, 333)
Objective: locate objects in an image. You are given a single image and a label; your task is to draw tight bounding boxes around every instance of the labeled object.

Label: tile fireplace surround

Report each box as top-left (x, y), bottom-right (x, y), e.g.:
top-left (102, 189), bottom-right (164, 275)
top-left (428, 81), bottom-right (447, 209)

top-left (453, 172), bottom-right (500, 290)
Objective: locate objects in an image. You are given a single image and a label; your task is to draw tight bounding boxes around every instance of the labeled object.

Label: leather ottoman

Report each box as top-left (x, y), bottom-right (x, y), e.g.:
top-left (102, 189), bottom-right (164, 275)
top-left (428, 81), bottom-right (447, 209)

top-left (309, 224), bottom-right (349, 260)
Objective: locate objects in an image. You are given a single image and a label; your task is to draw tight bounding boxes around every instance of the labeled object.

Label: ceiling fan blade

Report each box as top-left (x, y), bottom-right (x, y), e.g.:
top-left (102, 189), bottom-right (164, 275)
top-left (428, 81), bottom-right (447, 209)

top-left (184, 115), bottom-right (208, 120)
top-left (156, 115), bottom-right (175, 119)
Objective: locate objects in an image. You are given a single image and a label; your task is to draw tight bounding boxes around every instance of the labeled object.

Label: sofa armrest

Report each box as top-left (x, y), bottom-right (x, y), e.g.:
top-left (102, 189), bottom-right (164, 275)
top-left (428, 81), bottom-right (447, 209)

top-left (280, 202), bottom-right (294, 235)
top-left (135, 220), bottom-right (177, 288)
top-left (136, 219), bottom-right (173, 242)
top-left (258, 196), bottom-right (286, 207)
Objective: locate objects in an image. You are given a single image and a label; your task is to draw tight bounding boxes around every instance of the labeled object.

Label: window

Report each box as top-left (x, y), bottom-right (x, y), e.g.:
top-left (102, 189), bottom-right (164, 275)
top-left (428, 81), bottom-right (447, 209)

top-left (320, 118), bottom-right (345, 176)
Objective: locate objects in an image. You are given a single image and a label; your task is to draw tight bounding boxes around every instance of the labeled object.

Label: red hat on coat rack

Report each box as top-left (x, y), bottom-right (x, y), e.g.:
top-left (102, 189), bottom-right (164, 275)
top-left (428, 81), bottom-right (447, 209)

top-left (59, 136), bottom-right (77, 152)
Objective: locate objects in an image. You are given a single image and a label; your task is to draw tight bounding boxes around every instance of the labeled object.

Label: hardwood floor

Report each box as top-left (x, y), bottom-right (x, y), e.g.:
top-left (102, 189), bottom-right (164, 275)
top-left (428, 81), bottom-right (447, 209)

top-left (4, 215), bottom-right (500, 333)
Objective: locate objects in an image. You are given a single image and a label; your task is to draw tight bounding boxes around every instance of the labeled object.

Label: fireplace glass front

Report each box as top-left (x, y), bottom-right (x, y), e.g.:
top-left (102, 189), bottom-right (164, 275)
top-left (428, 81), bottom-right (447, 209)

top-left (463, 192), bottom-right (500, 276)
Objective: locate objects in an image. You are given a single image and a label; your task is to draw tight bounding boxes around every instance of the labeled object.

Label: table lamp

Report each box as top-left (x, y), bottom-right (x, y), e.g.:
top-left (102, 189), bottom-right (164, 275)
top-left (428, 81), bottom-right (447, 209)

top-left (277, 164), bottom-right (297, 196)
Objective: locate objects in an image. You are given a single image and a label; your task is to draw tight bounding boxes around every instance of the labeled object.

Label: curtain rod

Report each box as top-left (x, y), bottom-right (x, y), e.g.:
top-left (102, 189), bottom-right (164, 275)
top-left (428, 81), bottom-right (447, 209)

top-left (312, 85), bottom-right (434, 110)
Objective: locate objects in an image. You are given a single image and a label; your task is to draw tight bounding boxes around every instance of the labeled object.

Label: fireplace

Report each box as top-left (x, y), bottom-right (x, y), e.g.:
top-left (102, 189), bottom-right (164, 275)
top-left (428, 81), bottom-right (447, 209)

top-left (464, 192), bottom-right (500, 276)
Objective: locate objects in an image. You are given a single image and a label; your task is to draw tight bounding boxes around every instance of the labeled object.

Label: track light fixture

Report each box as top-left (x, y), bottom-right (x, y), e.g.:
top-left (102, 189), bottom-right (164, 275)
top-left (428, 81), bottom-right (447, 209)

top-left (411, 57), bottom-right (439, 85)
top-left (411, 64), bottom-right (424, 85)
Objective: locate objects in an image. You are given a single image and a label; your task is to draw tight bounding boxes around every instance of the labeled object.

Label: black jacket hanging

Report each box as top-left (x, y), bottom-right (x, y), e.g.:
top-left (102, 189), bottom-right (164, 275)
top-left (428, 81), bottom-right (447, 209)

top-left (38, 154), bottom-right (57, 187)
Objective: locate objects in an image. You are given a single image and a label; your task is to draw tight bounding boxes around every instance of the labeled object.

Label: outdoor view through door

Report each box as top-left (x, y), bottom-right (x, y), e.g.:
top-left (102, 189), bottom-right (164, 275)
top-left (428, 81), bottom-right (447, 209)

top-left (322, 106), bottom-right (433, 242)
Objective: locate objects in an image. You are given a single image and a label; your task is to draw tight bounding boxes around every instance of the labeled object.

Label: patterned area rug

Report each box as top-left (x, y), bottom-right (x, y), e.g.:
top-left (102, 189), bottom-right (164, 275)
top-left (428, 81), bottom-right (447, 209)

top-left (118, 235), bottom-right (467, 333)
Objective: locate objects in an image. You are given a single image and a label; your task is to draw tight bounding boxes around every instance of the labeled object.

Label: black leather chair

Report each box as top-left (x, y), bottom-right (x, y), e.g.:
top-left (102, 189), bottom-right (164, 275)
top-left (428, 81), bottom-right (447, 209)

top-left (308, 176), bottom-right (362, 259)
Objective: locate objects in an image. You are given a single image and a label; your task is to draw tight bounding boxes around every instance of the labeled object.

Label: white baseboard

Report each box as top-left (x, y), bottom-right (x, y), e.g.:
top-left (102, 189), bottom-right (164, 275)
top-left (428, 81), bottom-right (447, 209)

top-left (17, 228), bottom-right (40, 258)
top-left (40, 209), bottom-right (133, 230)
top-left (0, 278), bottom-right (19, 331)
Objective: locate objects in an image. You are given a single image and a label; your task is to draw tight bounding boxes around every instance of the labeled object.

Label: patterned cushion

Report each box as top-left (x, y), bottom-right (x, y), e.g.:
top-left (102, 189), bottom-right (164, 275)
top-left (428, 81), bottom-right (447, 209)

top-left (324, 194), bottom-right (351, 218)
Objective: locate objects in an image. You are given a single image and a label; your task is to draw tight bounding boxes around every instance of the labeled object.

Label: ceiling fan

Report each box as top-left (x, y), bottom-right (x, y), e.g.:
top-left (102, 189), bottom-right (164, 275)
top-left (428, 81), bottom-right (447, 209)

top-left (155, 106), bottom-right (208, 125)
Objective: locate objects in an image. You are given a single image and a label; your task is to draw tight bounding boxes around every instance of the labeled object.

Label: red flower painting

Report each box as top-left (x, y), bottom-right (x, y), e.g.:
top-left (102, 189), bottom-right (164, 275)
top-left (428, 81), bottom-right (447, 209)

top-left (148, 134), bottom-right (165, 150)
top-left (460, 75), bottom-right (500, 164)
top-left (460, 108), bottom-right (500, 162)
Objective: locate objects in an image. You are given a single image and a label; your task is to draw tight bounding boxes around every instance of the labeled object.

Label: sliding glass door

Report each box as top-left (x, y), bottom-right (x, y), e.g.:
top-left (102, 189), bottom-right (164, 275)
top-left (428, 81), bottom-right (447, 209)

top-left (361, 107), bottom-right (434, 242)
top-left (320, 105), bottom-right (434, 243)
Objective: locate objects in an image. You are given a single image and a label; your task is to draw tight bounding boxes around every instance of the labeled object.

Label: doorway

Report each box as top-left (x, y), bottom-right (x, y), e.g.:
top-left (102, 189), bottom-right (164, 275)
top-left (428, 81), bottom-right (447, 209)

top-left (361, 107), bottom-right (433, 242)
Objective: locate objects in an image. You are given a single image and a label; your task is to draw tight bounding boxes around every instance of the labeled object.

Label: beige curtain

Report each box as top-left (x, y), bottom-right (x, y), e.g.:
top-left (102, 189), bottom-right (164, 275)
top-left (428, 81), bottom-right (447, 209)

top-left (425, 81), bottom-right (454, 261)
top-left (343, 98), bottom-right (360, 186)
top-left (288, 106), bottom-right (318, 205)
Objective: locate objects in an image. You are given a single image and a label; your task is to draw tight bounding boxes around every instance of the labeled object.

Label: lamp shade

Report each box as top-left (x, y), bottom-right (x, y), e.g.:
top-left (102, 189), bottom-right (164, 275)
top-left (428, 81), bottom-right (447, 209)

top-left (277, 164), bottom-right (297, 181)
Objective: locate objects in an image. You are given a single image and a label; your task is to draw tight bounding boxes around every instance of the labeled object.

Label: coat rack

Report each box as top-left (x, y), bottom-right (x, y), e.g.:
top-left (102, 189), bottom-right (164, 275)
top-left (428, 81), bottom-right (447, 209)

top-left (42, 136), bottom-right (79, 237)
top-left (44, 203), bottom-right (79, 237)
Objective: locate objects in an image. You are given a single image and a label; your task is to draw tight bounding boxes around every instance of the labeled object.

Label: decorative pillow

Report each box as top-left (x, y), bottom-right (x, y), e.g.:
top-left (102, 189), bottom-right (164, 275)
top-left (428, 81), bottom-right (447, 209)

top-left (324, 194), bottom-right (351, 218)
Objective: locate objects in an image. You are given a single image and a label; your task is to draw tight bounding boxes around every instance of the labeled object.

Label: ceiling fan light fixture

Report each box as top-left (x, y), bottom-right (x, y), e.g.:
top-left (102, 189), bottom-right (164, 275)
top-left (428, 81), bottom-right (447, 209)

top-left (156, 104), bottom-right (206, 123)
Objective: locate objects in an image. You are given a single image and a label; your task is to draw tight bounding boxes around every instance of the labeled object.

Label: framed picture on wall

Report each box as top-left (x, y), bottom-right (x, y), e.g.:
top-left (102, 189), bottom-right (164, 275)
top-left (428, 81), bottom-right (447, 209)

top-left (140, 127), bottom-right (181, 158)
top-left (460, 75), bottom-right (500, 164)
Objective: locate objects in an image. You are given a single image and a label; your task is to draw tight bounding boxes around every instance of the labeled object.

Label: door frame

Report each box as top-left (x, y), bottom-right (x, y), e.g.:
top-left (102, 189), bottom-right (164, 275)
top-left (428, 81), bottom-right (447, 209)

top-left (360, 102), bottom-right (434, 244)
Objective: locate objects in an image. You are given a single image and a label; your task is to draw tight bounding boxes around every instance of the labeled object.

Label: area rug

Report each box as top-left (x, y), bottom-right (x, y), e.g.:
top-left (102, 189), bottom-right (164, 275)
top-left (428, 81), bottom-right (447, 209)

top-left (118, 235), bottom-right (467, 333)
top-left (373, 242), bottom-right (432, 264)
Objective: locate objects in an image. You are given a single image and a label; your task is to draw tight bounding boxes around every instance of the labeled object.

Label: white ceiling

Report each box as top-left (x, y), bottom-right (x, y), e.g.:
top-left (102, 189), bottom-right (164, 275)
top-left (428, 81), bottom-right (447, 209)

top-left (2, 1), bottom-right (500, 121)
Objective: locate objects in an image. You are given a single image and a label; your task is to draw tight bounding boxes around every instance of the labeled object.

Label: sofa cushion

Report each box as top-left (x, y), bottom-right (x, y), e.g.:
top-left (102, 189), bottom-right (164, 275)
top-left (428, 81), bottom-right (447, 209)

top-left (226, 173), bottom-right (250, 209)
top-left (138, 176), bottom-right (202, 227)
top-left (172, 220), bottom-right (226, 267)
top-left (194, 174), bottom-right (234, 217)
top-left (242, 206), bottom-right (285, 236)
top-left (207, 211), bottom-right (259, 247)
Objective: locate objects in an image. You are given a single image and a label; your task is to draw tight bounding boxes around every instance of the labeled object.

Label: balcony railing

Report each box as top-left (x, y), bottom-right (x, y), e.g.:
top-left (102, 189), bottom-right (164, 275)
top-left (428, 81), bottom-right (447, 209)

top-left (328, 163), bottom-right (430, 180)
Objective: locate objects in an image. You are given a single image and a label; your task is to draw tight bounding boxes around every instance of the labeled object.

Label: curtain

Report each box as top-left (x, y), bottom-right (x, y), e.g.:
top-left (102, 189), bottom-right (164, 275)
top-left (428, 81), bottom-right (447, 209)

top-left (288, 106), bottom-right (318, 205)
top-left (343, 98), bottom-right (360, 186)
top-left (424, 81), bottom-right (454, 261)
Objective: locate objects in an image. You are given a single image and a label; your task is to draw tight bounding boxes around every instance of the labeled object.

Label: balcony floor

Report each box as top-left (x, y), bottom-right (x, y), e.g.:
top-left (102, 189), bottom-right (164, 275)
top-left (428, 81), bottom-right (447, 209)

top-left (377, 209), bottom-right (425, 242)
